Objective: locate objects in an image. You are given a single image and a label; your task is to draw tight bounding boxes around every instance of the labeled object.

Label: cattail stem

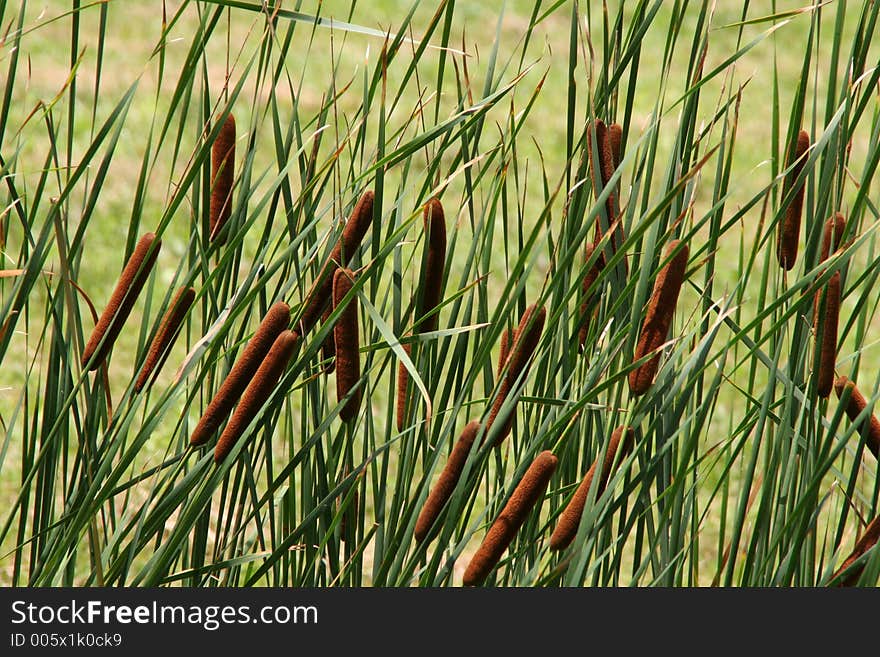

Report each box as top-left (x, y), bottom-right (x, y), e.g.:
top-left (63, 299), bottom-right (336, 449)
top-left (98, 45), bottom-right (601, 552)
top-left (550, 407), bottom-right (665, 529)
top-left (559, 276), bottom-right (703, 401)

top-left (209, 113), bottom-right (236, 243)
top-left (577, 242), bottom-right (601, 352)
top-left (320, 305), bottom-right (335, 374)
top-left (462, 450), bottom-right (558, 586)
top-left (296, 190), bottom-right (374, 336)
top-left (190, 301), bottom-right (290, 446)
top-left (414, 420), bottom-right (481, 543)
top-left (629, 240), bottom-right (688, 396)
top-left (549, 426), bottom-right (634, 551)
top-left (214, 330), bottom-right (298, 464)
top-left (395, 340), bottom-right (413, 432)
top-left (830, 515), bottom-right (880, 586)
top-left (333, 268), bottom-right (361, 422)
top-left (82, 232), bottom-right (161, 371)
top-left (814, 271), bottom-right (840, 398)
top-left (776, 129), bottom-right (810, 270)
top-left (834, 377), bottom-right (880, 459)
top-left (416, 197), bottom-right (446, 333)
top-left (486, 304), bottom-right (546, 446)
top-left (135, 286), bottom-right (196, 392)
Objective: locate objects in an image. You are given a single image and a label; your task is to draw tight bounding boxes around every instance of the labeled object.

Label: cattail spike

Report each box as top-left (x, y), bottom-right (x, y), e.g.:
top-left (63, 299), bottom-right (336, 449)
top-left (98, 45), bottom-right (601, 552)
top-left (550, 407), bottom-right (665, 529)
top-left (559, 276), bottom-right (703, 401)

top-left (82, 232), bottom-right (161, 371)
top-left (209, 113), bottom-right (236, 243)
top-left (135, 286), bottom-right (196, 392)
top-left (549, 426), bottom-right (634, 551)
top-left (629, 240), bottom-right (689, 396)
top-left (497, 327), bottom-right (513, 377)
top-left (608, 123), bottom-right (623, 171)
top-left (830, 515), bottom-right (880, 586)
top-left (417, 197), bottom-right (446, 333)
top-left (414, 420), bottom-right (481, 543)
top-left (578, 242), bottom-right (601, 352)
top-left (333, 268), bottom-right (361, 422)
top-left (320, 306), bottom-right (335, 374)
top-left (815, 271), bottom-right (840, 398)
top-left (486, 304), bottom-right (546, 446)
top-left (395, 341), bottom-right (413, 432)
top-left (214, 329), bottom-right (298, 464)
top-left (462, 450), bottom-right (558, 586)
top-left (834, 376), bottom-right (880, 459)
top-left (819, 212), bottom-right (847, 263)
top-left (190, 301), bottom-right (290, 446)
top-left (776, 129), bottom-right (810, 270)
top-left (296, 190), bottom-right (374, 336)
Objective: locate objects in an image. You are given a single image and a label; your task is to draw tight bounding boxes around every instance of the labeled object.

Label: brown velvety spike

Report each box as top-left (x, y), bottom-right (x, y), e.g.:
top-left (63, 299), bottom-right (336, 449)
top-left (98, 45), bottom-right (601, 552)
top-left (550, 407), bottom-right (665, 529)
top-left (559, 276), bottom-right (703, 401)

top-left (209, 113), bottom-right (236, 243)
top-left (815, 271), bottom-right (840, 398)
top-left (776, 129), bottom-right (810, 270)
top-left (82, 232), bottom-right (162, 371)
top-left (135, 286), bottom-right (196, 392)
top-left (834, 377), bottom-right (880, 459)
top-left (320, 306), bottom-right (335, 374)
top-left (549, 426), bottom-right (635, 551)
top-left (413, 420), bottom-right (481, 543)
top-left (830, 515), bottom-right (880, 586)
top-left (214, 330), bottom-right (298, 464)
top-left (608, 123), bottom-right (623, 171)
top-left (417, 197), bottom-right (446, 333)
top-left (333, 269), bottom-right (361, 422)
top-left (486, 304), bottom-right (546, 446)
top-left (395, 341), bottom-right (413, 432)
top-left (629, 240), bottom-right (689, 396)
top-left (462, 450), bottom-right (558, 586)
top-left (190, 301), bottom-right (290, 446)
top-left (577, 242), bottom-right (601, 352)
top-left (820, 212), bottom-right (847, 263)
top-left (497, 327), bottom-right (513, 377)
top-left (296, 191), bottom-right (374, 336)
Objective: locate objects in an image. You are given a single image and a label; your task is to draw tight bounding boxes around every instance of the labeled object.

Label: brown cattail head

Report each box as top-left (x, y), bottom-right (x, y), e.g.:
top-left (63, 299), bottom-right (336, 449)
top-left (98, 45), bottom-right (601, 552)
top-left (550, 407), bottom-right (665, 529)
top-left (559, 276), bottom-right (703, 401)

top-left (629, 240), bottom-right (689, 396)
top-left (395, 341), bottom-right (413, 432)
top-left (776, 128), bottom-right (810, 270)
top-left (190, 301), bottom-right (290, 446)
top-left (834, 376), bottom-right (880, 459)
top-left (82, 232), bottom-right (162, 371)
top-left (830, 515), bottom-right (880, 586)
top-left (577, 242), bottom-right (601, 352)
top-left (296, 191), bottom-right (374, 336)
top-left (587, 119), bottom-right (621, 268)
top-left (814, 271), bottom-right (840, 398)
top-left (209, 113), bottom-right (236, 243)
top-left (497, 327), bottom-right (513, 377)
top-left (416, 197), bottom-right (446, 333)
top-left (333, 268), bottom-right (361, 422)
top-left (320, 305), bottom-right (335, 374)
top-left (549, 426), bottom-right (635, 551)
top-left (608, 123), bottom-right (623, 171)
top-left (135, 286), bottom-right (196, 392)
top-left (820, 212), bottom-right (847, 263)
top-left (414, 420), bottom-right (481, 544)
top-left (486, 304), bottom-right (546, 446)
top-left (462, 450), bottom-right (558, 586)
top-left (214, 329), bottom-right (298, 464)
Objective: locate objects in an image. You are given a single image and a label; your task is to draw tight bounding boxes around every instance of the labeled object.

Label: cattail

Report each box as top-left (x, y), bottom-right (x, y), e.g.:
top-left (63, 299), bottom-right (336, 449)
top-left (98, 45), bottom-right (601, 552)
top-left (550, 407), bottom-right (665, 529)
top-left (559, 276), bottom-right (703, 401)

top-left (497, 327), bottom-right (513, 377)
top-left (830, 515), bottom-right (880, 586)
top-left (629, 240), bottom-right (689, 396)
top-left (486, 304), bottom-right (546, 446)
top-left (416, 197), bottom-right (446, 333)
top-left (776, 129), bottom-right (810, 270)
top-left (296, 190), bottom-right (374, 336)
top-left (819, 212), bottom-right (847, 263)
top-left (414, 420), bottom-right (482, 543)
top-left (333, 268), bottom-right (361, 422)
top-left (462, 450), bottom-right (558, 586)
top-left (82, 232), bottom-right (161, 370)
top-left (209, 113), bottom-right (236, 243)
top-left (608, 123), bottom-right (623, 171)
top-left (320, 306), bottom-right (335, 374)
top-left (549, 426), bottom-right (634, 551)
top-left (214, 329), bottom-right (298, 464)
top-left (834, 377), bottom-right (880, 459)
top-left (135, 286), bottom-right (196, 392)
top-left (577, 242), bottom-right (601, 352)
top-left (395, 341), bottom-right (412, 432)
top-left (814, 271), bottom-right (840, 398)
top-left (190, 301), bottom-right (290, 446)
